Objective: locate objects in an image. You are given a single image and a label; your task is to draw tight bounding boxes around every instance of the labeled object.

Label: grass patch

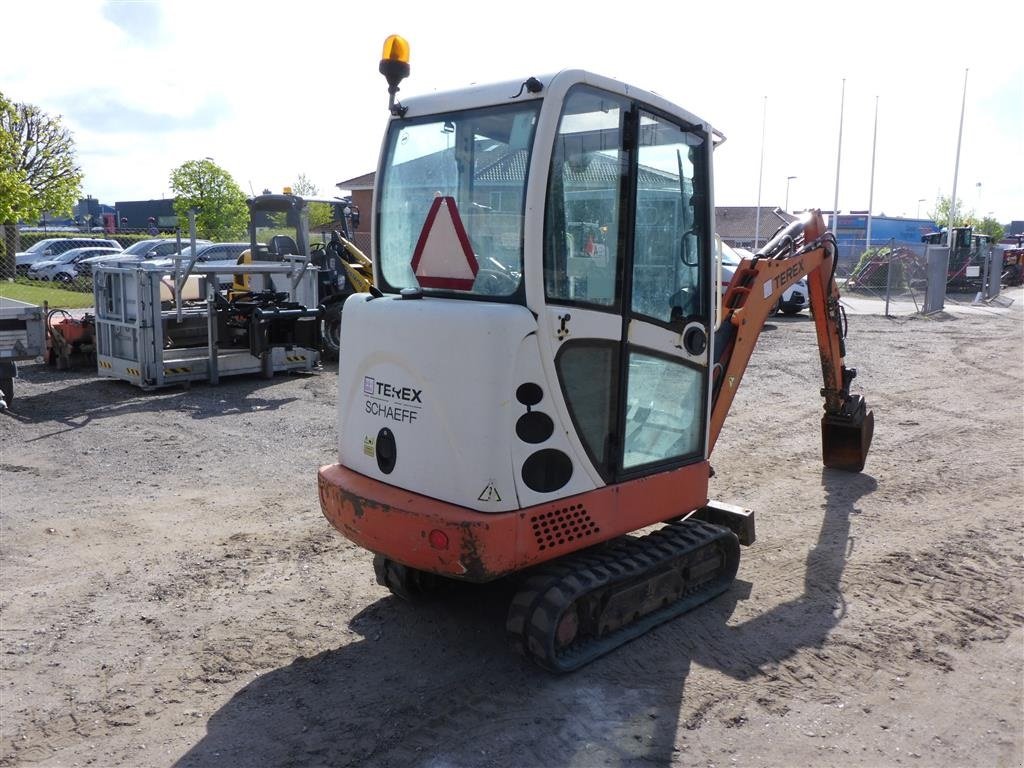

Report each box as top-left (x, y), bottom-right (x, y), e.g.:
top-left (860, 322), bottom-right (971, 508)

top-left (0, 279), bottom-right (94, 308)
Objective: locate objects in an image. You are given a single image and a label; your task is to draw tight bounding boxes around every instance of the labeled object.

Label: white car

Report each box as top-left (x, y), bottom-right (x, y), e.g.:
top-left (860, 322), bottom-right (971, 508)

top-left (721, 242), bottom-right (809, 315)
top-left (15, 237), bottom-right (122, 274)
top-left (26, 246), bottom-right (123, 282)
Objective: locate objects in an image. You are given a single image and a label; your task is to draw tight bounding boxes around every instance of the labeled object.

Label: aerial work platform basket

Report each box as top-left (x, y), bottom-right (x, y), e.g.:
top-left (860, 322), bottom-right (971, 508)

top-left (92, 258), bottom-right (321, 390)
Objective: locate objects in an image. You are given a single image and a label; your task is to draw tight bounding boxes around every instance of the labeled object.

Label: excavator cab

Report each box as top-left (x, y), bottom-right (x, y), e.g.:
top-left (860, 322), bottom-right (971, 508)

top-left (317, 39), bottom-right (873, 672)
top-left (343, 73), bottom-right (724, 509)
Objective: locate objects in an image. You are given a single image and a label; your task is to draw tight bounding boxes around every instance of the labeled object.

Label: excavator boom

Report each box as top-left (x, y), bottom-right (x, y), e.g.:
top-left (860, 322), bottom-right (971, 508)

top-left (711, 211), bottom-right (874, 471)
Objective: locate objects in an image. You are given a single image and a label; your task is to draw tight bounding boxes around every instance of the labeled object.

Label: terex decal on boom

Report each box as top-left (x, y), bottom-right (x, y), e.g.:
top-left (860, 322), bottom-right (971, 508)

top-left (776, 260), bottom-right (805, 293)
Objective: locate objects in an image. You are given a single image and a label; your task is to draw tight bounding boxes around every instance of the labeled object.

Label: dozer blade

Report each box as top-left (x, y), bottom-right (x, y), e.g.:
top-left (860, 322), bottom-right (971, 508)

top-left (821, 395), bottom-right (874, 472)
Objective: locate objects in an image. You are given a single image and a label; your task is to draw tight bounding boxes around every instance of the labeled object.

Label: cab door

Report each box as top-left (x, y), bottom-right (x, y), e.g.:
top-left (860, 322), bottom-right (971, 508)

top-left (542, 86), bottom-right (712, 485)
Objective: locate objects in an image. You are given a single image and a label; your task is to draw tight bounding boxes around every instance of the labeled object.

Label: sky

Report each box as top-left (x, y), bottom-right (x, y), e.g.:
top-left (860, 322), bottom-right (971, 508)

top-left (2, 0), bottom-right (1021, 223)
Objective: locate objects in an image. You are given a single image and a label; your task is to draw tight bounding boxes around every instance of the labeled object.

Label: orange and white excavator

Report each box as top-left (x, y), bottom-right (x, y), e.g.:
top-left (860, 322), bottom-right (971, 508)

top-left (317, 37), bottom-right (874, 672)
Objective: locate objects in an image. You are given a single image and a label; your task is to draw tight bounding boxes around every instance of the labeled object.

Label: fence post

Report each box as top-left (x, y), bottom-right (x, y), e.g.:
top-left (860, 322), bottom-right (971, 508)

top-left (884, 238), bottom-right (895, 316)
top-left (923, 246), bottom-right (950, 314)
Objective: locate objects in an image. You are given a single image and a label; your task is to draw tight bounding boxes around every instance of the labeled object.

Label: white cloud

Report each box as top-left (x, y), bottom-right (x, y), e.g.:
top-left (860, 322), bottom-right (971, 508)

top-left (2, 0), bottom-right (1020, 221)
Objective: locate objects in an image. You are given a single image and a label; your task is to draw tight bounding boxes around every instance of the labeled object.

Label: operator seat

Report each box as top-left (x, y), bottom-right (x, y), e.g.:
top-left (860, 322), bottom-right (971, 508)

top-left (268, 235), bottom-right (299, 258)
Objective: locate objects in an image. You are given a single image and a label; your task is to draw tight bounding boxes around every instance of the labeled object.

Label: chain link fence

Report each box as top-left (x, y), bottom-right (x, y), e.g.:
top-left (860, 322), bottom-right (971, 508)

top-left (3, 224), bottom-right (1008, 316)
top-left (837, 237), bottom-right (1013, 315)
top-left (1, 226), bottom-right (374, 297)
top-left (835, 239), bottom-right (927, 314)
top-left (1, 225), bottom-right (157, 285)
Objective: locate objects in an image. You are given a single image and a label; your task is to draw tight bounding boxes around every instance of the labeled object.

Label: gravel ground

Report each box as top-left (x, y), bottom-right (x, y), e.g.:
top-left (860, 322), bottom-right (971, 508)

top-left (1, 293), bottom-right (1022, 767)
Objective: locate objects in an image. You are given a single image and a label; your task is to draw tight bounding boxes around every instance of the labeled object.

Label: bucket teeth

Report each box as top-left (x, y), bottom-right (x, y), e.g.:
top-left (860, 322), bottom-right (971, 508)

top-left (821, 397), bottom-right (874, 472)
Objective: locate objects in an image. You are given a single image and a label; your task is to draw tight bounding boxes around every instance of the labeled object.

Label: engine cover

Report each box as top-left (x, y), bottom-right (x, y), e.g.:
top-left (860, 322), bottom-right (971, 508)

top-left (336, 293), bottom-right (599, 512)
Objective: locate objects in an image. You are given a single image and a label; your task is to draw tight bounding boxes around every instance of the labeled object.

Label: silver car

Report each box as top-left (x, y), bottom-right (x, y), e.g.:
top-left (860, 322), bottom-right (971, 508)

top-left (78, 238), bottom-right (212, 277)
top-left (15, 237), bottom-right (122, 273)
top-left (152, 242), bottom-right (255, 287)
top-left (27, 247), bottom-right (123, 282)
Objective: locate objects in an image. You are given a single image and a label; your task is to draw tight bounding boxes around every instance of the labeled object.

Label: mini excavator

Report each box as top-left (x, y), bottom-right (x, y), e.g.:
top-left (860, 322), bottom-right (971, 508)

top-left (317, 37), bottom-right (875, 672)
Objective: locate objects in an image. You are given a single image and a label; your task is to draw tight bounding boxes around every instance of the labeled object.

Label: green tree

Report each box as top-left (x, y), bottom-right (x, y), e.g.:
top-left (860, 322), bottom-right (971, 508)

top-left (975, 216), bottom-right (1004, 242)
top-left (169, 159), bottom-right (247, 241)
top-left (292, 173), bottom-right (333, 230)
top-left (927, 195), bottom-right (1004, 242)
top-left (927, 195), bottom-right (977, 229)
top-left (292, 173), bottom-right (317, 196)
top-left (0, 93), bottom-right (83, 272)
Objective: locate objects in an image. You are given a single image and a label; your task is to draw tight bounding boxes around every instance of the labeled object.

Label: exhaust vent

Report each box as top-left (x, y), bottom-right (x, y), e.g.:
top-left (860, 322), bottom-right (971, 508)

top-left (530, 504), bottom-right (599, 551)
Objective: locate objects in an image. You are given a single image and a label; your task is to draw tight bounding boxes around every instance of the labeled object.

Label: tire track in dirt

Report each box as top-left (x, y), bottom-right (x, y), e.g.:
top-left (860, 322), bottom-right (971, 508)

top-left (640, 508), bottom-right (1024, 734)
top-left (951, 341), bottom-right (1024, 386)
top-left (1, 497), bottom-right (352, 766)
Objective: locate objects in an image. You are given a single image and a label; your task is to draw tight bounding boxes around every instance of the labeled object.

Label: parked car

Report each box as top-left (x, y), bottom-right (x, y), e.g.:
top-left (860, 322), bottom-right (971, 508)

top-left (719, 241), bottom-right (809, 315)
top-left (78, 238), bottom-right (211, 277)
top-left (15, 237), bottom-right (122, 273)
top-left (151, 242), bottom-right (258, 287)
top-left (27, 247), bottom-right (124, 282)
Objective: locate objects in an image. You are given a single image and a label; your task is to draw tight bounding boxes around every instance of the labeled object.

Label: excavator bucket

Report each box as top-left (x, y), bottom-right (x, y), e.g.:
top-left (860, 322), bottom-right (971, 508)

top-left (821, 397), bottom-right (874, 472)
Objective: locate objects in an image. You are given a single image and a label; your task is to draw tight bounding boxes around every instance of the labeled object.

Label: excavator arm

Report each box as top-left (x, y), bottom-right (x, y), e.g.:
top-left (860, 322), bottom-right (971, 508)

top-left (709, 210), bottom-right (874, 471)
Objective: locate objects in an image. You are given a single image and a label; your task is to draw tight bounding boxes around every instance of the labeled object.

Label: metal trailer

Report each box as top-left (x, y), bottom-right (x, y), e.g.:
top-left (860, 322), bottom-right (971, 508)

top-left (0, 297), bottom-right (46, 408)
top-left (91, 257), bottom-right (322, 390)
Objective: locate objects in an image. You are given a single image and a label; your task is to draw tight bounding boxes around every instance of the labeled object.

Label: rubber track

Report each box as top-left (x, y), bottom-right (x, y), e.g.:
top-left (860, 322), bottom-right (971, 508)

top-left (506, 520), bottom-right (740, 673)
top-left (374, 555), bottom-right (439, 601)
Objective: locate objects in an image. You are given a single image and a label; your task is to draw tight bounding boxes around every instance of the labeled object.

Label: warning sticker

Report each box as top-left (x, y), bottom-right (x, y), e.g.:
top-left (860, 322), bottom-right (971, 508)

top-left (363, 436), bottom-right (376, 457)
top-left (478, 481), bottom-right (502, 503)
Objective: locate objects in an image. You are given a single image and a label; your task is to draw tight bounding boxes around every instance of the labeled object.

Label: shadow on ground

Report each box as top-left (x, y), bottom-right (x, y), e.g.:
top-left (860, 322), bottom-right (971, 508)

top-left (176, 470), bottom-right (877, 767)
top-left (1, 364), bottom-right (325, 435)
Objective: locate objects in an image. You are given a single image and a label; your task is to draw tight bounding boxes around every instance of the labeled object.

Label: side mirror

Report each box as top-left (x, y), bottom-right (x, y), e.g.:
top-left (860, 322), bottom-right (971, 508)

top-left (680, 231), bottom-right (699, 267)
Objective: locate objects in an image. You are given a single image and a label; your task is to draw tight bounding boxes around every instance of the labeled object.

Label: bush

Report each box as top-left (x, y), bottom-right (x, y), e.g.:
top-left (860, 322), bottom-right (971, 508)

top-left (849, 246), bottom-right (910, 290)
top-left (16, 230), bottom-right (179, 250)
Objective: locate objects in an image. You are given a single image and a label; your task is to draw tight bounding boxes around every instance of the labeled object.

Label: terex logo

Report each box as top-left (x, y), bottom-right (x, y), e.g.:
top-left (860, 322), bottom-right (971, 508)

top-left (363, 375), bottom-right (423, 425)
top-left (776, 260), bottom-right (805, 291)
top-left (363, 376), bottom-right (422, 404)
top-left (376, 381), bottom-right (423, 403)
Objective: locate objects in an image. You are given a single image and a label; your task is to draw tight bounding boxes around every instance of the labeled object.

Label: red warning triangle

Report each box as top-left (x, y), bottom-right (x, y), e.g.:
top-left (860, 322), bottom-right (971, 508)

top-left (410, 196), bottom-right (479, 290)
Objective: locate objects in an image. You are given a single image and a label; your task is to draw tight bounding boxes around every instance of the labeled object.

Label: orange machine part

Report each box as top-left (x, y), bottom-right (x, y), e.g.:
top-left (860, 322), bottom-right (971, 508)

top-left (709, 212), bottom-right (841, 451)
top-left (50, 317), bottom-right (93, 344)
top-left (318, 461), bottom-right (712, 582)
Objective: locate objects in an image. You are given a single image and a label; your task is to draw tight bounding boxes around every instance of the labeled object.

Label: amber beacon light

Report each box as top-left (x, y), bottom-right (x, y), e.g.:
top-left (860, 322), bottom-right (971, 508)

top-left (380, 35), bottom-right (410, 115)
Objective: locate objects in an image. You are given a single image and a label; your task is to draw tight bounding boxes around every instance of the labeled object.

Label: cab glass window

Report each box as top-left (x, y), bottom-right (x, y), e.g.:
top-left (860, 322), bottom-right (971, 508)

top-left (377, 102), bottom-right (539, 297)
top-left (623, 350), bottom-right (705, 469)
top-left (631, 112), bottom-right (706, 325)
top-left (544, 86), bottom-right (629, 308)
top-left (556, 341), bottom-right (620, 477)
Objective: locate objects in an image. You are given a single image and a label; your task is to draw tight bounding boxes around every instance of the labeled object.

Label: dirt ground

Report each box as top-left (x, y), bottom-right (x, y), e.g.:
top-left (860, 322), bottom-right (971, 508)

top-left (1, 292), bottom-right (1022, 768)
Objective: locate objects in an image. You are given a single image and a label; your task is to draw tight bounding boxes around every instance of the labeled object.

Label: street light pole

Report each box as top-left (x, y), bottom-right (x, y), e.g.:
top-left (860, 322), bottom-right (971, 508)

top-left (831, 78), bottom-right (846, 234)
top-left (754, 96), bottom-right (767, 249)
top-left (785, 176), bottom-right (797, 212)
